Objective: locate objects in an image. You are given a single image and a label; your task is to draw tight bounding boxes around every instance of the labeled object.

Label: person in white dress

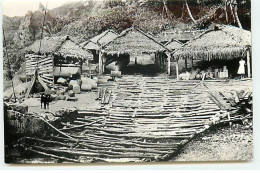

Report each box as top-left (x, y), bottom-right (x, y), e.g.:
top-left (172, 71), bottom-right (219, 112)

top-left (237, 58), bottom-right (246, 79)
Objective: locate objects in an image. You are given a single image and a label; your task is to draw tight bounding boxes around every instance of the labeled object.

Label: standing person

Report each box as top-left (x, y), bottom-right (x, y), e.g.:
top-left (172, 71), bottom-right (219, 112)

top-left (237, 58), bottom-right (246, 79)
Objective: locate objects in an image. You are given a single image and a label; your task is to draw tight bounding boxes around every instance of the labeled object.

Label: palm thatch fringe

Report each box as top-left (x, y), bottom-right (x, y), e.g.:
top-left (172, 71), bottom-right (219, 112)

top-left (173, 25), bottom-right (251, 61)
top-left (174, 46), bottom-right (247, 61)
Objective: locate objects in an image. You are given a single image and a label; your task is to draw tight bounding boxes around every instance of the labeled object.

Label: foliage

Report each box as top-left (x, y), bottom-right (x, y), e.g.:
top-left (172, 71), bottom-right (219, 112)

top-left (2, 0), bottom-right (251, 76)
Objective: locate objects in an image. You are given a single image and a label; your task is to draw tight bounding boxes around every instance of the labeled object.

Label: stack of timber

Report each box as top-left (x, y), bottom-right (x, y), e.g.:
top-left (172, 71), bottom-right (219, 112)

top-left (16, 76), bottom-right (252, 163)
top-left (25, 54), bottom-right (54, 86)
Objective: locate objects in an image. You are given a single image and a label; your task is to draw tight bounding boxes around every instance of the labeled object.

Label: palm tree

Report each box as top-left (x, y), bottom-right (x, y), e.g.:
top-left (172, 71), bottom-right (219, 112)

top-left (224, 0), bottom-right (242, 28)
top-left (184, 0), bottom-right (197, 25)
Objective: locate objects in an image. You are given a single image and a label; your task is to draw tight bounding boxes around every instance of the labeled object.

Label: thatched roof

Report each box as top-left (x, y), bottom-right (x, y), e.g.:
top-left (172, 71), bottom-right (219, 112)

top-left (156, 28), bottom-right (206, 43)
top-left (25, 36), bottom-right (92, 59)
top-left (165, 39), bottom-right (183, 51)
top-left (102, 27), bottom-right (169, 55)
top-left (174, 25), bottom-right (251, 61)
top-left (80, 29), bottom-right (118, 50)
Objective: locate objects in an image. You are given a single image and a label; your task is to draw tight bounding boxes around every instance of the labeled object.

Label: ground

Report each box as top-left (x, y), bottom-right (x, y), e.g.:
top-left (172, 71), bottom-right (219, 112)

top-left (172, 123), bottom-right (253, 162)
top-left (22, 92), bottom-right (100, 113)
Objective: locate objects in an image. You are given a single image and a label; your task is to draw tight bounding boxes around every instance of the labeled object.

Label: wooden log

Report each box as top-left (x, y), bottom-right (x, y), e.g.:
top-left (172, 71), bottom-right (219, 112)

top-left (60, 119), bottom-right (104, 131)
top-left (26, 147), bottom-right (81, 163)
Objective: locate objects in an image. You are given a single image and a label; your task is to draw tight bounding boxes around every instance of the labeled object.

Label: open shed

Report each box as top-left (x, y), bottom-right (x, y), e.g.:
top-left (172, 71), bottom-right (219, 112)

top-left (101, 27), bottom-right (171, 74)
top-left (25, 35), bottom-right (92, 85)
top-left (172, 25), bottom-right (251, 79)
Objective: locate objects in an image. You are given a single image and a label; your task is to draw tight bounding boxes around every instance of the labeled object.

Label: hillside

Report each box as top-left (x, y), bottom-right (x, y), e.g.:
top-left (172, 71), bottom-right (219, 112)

top-left (2, 0), bottom-right (251, 78)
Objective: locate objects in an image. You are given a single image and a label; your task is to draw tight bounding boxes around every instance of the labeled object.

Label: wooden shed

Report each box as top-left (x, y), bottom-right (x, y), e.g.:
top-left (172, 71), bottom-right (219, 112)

top-left (25, 35), bottom-right (92, 85)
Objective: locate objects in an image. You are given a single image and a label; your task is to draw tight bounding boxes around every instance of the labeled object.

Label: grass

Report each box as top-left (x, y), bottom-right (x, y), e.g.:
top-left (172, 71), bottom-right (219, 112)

top-left (171, 122), bottom-right (253, 162)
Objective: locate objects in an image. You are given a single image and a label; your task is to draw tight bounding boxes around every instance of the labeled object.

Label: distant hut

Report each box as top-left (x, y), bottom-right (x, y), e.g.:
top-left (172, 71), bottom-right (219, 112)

top-left (25, 35), bottom-right (92, 85)
top-left (173, 25), bottom-right (251, 79)
top-left (101, 27), bottom-right (171, 74)
top-left (80, 29), bottom-right (119, 63)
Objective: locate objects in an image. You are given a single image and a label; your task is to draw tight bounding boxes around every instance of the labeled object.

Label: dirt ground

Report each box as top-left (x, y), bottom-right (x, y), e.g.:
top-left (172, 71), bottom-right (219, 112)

top-left (22, 91), bottom-right (100, 113)
top-left (171, 123), bottom-right (253, 162)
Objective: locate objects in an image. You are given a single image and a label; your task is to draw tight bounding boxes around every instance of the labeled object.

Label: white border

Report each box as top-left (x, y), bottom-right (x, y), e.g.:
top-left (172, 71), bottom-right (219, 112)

top-left (0, 0), bottom-right (260, 170)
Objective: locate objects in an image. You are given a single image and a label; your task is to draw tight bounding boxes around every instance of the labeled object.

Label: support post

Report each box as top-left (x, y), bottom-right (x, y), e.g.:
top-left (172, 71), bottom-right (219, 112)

top-left (176, 59), bottom-right (179, 81)
top-left (185, 58), bottom-right (187, 71)
top-left (52, 55), bottom-right (55, 87)
top-left (102, 55), bottom-right (105, 73)
top-left (247, 49), bottom-right (251, 78)
top-left (80, 59), bottom-right (83, 75)
top-left (166, 52), bottom-right (171, 75)
top-left (191, 57), bottom-right (194, 68)
top-left (88, 60), bottom-right (91, 77)
top-left (98, 51), bottom-right (103, 74)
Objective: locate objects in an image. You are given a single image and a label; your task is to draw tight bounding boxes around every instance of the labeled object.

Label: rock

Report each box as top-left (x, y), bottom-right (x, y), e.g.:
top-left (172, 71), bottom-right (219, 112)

top-left (58, 95), bottom-right (66, 100)
top-left (77, 79), bottom-right (82, 87)
top-left (195, 74), bottom-right (201, 79)
top-left (66, 96), bottom-right (78, 102)
top-left (81, 77), bottom-right (97, 88)
top-left (68, 90), bottom-right (75, 97)
top-left (66, 85), bottom-right (73, 91)
top-left (73, 84), bottom-right (81, 94)
top-left (51, 88), bottom-right (56, 94)
top-left (93, 77), bottom-right (99, 82)
top-left (51, 94), bottom-right (58, 101)
top-left (56, 89), bottom-right (65, 95)
top-left (111, 71), bottom-right (121, 77)
top-left (81, 84), bottom-right (92, 91)
top-left (69, 80), bottom-right (78, 87)
top-left (57, 77), bottom-right (67, 84)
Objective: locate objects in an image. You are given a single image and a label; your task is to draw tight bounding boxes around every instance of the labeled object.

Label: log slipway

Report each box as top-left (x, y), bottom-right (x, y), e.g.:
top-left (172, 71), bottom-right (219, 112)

top-left (6, 76), bottom-right (252, 163)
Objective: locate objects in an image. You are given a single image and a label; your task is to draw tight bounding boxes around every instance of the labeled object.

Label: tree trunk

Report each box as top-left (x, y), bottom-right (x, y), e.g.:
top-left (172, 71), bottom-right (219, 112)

top-left (233, 4), bottom-right (242, 28)
top-left (185, 0), bottom-right (197, 25)
top-left (229, 3), bottom-right (236, 23)
top-left (224, 0), bottom-right (229, 22)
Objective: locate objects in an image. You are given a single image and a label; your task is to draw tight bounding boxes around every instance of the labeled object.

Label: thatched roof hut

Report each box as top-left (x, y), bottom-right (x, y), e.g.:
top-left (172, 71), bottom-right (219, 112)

top-left (25, 35), bottom-right (92, 59)
top-left (102, 27), bottom-right (169, 55)
top-left (173, 25), bottom-right (251, 61)
top-left (165, 39), bottom-right (183, 51)
top-left (80, 29), bottom-right (119, 50)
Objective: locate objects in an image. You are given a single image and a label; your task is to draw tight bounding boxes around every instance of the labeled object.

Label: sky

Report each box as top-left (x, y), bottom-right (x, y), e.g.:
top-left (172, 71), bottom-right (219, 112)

top-left (1, 0), bottom-right (77, 17)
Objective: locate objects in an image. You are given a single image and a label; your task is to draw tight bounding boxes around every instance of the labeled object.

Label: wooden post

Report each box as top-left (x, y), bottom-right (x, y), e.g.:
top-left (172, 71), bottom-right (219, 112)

top-left (247, 49), bottom-right (251, 78)
top-left (191, 57), bottom-right (194, 68)
top-left (98, 51), bottom-right (103, 74)
top-left (167, 53), bottom-right (171, 75)
top-left (102, 55), bottom-right (105, 73)
top-left (52, 55), bottom-right (55, 87)
top-left (185, 58), bottom-right (187, 72)
top-left (80, 59), bottom-right (83, 75)
top-left (88, 60), bottom-right (91, 77)
top-left (176, 59), bottom-right (179, 80)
